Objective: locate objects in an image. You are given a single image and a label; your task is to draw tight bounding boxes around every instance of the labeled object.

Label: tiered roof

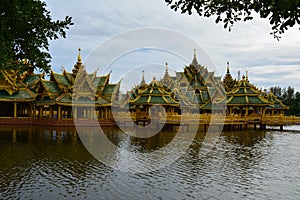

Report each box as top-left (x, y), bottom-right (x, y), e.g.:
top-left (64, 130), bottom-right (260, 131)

top-left (264, 91), bottom-right (288, 110)
top-left (160, 49), bottom-right (225, 107)
top-left (0, 49), bottom-right (120, 107)
top-left (130, 78), bottom-right (179, 106)
top-left (223, 62), bottom-right (237, 92)
top-left (226, 75), bottom-right (269, 106)
top-left (0, 69), bottom-right (37, 101)
top-left (0, 49), bottom-right (289, 115)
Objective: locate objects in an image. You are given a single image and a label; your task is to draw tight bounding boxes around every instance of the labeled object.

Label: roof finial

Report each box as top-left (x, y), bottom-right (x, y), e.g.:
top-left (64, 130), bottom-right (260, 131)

top-left (191, 49), bottom-right (198, 66)
top-left (78, 48), bottom-right (82, 62)
top-left (72, 48), bottom-right (83, 76)
top-left (246, 70), bottom-right (248, 81)
top-left (140, 70), bottom-right (146, 85)
top-left (238, 70), bottom-right (240, 81)
top-left (163, 62), bottom-right (170, 80)
top-left (227, 62), bottom-right (230, 74)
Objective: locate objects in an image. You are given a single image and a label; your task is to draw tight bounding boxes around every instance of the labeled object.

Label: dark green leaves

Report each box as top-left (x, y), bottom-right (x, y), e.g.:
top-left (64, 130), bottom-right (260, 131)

top-left (0, 0), bottom-right (73, 73)
top-left (165, 0), bottom-right (300, 40)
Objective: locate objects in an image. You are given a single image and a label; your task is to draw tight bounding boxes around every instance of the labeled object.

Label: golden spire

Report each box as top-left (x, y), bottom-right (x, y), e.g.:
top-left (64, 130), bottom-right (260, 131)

top-left (227, 62), bottom-right (230, 74)
top-left (140, 70), bottom-right (146, 85)
top-left (72, 48), bottom-right (83, 76)
top-left (163, 62), bottom-right (170, 80)
top-left (191, 49), bottom-right (198, 66)
top-left (166, 62), bottom-right (168, 73)
top-left (77, 48), bottom-right (82, 63)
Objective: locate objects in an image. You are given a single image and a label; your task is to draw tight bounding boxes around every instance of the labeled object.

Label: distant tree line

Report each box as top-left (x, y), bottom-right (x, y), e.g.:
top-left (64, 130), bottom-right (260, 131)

top-left (270, 86), bottom-right (300, 116)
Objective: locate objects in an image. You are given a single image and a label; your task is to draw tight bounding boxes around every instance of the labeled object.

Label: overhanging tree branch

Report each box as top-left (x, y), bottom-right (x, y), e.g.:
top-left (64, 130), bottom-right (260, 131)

top-left (165, 0), bottom-right (300, 40)
top-left (0, 0), bottom-right (74, 73)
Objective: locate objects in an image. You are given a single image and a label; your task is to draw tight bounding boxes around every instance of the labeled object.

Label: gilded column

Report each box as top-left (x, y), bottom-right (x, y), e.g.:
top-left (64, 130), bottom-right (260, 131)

top-left (39, 107), bottom-right (43, 118)
top-left (50, 107), bottom-right (53, 118)
top-left (73, 107), bottom-right (77, 119)
top-left (58, 105), bottom-right (61, 119)
top-left (13, 102), bottom-right (17, 118)
top-left (91, 107), bottom-right (94, 119)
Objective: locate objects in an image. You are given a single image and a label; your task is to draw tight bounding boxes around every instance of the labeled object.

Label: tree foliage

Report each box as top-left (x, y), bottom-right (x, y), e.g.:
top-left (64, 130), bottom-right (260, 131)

top-left (270, 86), bottom-right (300, 116)
top-left (0, 0), bottom-right (73, 73)
top-left (165, 0), bottom-right (300, 39)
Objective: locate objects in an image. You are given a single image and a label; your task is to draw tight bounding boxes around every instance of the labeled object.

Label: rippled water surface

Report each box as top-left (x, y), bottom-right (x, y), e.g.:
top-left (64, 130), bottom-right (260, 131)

top-left (0, 125), bottom-right (300, 199)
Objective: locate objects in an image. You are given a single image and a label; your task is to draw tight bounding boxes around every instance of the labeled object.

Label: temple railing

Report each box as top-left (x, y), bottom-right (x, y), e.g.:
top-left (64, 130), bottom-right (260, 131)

top-left (112, 112), bottom-right (300, 125)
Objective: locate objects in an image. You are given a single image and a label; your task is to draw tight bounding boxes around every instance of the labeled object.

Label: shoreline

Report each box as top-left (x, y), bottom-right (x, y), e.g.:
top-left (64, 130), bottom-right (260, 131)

top-left (0, 118), bottom-right (116, 127)
top-left (0, 117), bottom-right (299, 131)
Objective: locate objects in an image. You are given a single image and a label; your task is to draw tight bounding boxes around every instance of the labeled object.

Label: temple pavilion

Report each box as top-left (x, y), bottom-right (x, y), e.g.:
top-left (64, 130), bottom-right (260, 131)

top-left (0, 49), bottom-right (289, 125)
top-left (128, 50), bottom-right (288, 117)
top-left (225, 73), bottom-right (270, 116)
top-left (159, 50), bottom-right (226, 113)
top-left (128, 77), bottom-right (180, 121)
top-left (264, 91), bottom-right (288, 115)
top-left (0, 49), bottom-right (120, 120)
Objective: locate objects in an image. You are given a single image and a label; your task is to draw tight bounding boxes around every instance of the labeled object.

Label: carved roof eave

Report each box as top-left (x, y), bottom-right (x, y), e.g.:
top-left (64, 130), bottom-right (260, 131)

top-left (24, 74), bottom-right (43, 90)
top-left (40, 80), bottom-right (60, 93)
top-left (23, 87), bottom-right (37, 98)
top-left (102, 75), bottom-right (110, 86)
top-left (226, 95), bottom-right (270, 106)
top-left (50, 71), bottom-right (71, 89)
top-left (228, 82), bottom-right (261, 95)
top-left (0, 87), bottom-right (37, 102)
top-left (0, 98), bottom-right (35, 102)
top-left (110, 81), bottom-right (121, 98)
top-left (0, 69), bottom-right (19, 88)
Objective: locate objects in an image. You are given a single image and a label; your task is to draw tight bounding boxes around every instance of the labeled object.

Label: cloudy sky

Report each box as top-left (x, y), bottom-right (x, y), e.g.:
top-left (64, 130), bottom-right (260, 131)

top-left (44, 0), bottom-right (300, 92)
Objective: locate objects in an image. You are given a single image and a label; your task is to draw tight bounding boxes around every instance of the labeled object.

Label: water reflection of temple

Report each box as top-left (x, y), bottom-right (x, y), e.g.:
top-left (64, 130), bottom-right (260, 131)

top-left (0, 49), bottom-right (292, 127)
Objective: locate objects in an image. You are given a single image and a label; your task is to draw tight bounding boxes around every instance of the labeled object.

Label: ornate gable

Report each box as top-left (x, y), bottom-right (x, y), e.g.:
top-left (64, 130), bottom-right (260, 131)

top-left (72, 68), bottom-right (96, 101)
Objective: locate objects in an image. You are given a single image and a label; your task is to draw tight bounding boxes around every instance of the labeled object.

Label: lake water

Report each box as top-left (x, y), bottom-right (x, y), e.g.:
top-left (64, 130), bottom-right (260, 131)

top-left (0, 125), bottom-right (299, 199)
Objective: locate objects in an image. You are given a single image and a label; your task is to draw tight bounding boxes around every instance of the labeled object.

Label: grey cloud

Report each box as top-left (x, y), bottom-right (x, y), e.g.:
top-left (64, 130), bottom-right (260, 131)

top-left (44, 0), bottom-right (300, 91)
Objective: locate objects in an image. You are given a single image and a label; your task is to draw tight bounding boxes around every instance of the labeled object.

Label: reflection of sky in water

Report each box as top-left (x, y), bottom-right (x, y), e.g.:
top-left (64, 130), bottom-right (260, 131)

top-left (267, 124), bottom-right (300, 131)
top-left (1, 126), bottom-right (300, 199)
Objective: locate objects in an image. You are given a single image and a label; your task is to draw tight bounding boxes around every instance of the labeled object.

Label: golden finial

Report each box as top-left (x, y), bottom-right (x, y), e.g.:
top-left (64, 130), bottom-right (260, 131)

top-left (140, 70), bottom-right (146, 85)
top-left (227, 62), bottom-right (230, 74)
top-left (78, 48), bottom-right (82, 62)
top-left (165, 62), bottom-right (169, 74)
top-left (191, 49), bottom-right (198, 66)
